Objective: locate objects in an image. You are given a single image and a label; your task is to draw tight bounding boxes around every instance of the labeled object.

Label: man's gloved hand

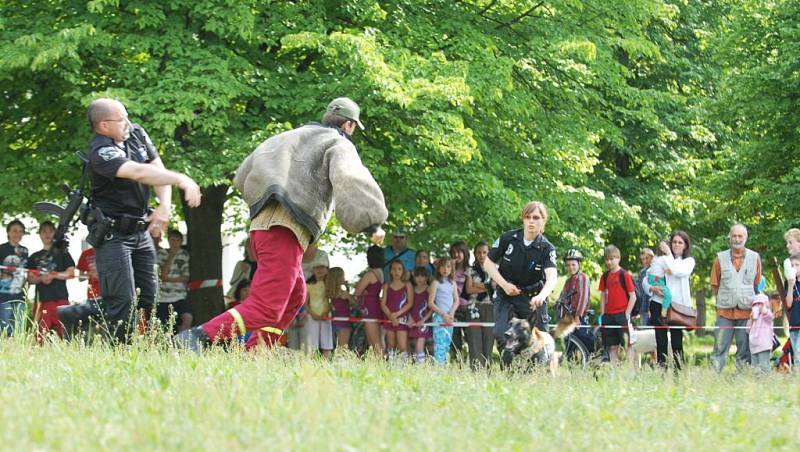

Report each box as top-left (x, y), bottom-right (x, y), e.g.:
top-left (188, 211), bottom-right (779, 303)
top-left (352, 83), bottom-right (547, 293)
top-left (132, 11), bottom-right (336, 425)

top-left (370, 227), bottom-right (385, 245)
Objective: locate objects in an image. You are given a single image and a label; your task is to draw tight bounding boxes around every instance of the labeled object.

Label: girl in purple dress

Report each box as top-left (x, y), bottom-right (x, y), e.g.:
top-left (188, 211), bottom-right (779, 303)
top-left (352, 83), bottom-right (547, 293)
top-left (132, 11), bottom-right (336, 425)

top-left (354, 245), bottom-right (385, 355)
top-left (328, 267), bottom-right (354, 350)
top-left (449, 241), bottom-right (471, 360)
top-left (408, 266), bottom-right (433, 363)
top-left (381, 260), bottom-right (413, 360)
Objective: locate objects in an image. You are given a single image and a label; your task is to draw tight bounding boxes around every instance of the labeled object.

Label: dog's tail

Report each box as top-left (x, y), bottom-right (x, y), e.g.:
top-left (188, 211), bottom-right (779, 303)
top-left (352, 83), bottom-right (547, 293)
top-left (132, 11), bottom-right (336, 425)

top-left (553, 315), bottom-right (578, 338)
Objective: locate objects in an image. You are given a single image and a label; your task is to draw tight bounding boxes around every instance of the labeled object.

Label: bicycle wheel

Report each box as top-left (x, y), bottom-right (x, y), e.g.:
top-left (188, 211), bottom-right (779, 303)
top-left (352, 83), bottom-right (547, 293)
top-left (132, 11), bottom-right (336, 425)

top-left (563, 334), bottom-right (589, 369)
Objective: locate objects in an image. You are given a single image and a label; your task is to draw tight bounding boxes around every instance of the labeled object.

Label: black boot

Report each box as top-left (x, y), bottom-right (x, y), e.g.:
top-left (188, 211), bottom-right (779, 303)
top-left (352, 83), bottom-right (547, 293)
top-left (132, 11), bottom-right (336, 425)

top-left (174, 326), bottom-right (210, 353)
top-left (58, 299), bottom-right (101, 340)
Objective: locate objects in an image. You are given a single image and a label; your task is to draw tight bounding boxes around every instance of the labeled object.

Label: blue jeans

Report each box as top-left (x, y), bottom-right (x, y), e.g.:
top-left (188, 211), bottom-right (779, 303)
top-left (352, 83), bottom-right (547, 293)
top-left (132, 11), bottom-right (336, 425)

top-left (0, 299), bottom-right (25, 336)
top-left (432, 313), bottom-right (453, 364)
top-left (790, 329), bottom-right (800, 369)
top-left (639, 297), bottom-right (651, 327)
top-left (710, 316), bottom-right (750, 373)
top-left (94, 229), bottom-right (157, 343)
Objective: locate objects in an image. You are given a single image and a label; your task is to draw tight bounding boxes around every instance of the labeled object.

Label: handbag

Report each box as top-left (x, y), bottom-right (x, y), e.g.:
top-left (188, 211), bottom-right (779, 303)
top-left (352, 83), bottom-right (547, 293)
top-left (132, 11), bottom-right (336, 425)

top-left (666, 303), bottom-right (697, 328)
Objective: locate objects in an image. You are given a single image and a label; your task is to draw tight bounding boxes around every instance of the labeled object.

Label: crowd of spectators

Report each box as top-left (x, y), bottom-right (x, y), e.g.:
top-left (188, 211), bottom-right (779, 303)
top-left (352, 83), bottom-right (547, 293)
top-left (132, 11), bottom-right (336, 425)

top-left (2, 217), bottom-right (798, 372)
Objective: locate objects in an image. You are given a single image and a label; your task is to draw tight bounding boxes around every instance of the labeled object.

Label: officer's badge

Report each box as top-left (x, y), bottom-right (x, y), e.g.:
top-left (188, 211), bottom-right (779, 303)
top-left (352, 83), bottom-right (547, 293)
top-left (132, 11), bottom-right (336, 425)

top-left (505, 243), bottom-right (514, 255)
top-left (98, 147), bottom-right (124, 161)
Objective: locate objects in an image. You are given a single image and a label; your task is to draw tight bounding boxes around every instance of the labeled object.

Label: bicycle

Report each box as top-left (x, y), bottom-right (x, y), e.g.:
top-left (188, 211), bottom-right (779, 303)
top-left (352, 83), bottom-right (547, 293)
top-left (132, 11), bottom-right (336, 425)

top-left (552, 289), bottom-right (602, 369)
top-left (345, 306), bottom-right (370, 357)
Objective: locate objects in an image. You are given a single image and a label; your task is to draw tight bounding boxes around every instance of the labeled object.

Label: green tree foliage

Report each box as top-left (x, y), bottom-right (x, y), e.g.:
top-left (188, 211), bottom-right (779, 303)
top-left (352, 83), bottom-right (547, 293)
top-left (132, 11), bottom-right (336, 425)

top-left (1, 0), bottom-right (790, 300)
top-left (710, 0), bottom-right (800, 262)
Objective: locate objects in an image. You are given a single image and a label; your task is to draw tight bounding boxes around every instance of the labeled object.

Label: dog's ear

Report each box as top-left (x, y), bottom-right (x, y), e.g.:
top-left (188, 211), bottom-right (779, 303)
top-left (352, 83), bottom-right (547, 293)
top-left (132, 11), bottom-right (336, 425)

top-left (529, 328), bottom-right (544, 352)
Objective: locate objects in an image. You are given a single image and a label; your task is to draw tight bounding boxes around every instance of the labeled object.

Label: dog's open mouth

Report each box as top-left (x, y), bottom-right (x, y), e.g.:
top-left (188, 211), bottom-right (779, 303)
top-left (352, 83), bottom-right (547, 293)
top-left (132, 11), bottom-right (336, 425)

top-left (504, 338), bottom-right (519, 351)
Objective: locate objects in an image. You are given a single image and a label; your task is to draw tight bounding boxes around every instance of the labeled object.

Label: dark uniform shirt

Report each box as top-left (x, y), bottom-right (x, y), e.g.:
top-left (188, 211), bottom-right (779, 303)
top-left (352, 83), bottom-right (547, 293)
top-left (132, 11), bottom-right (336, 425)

top-left (89, 124), bottom-right (159, 218)
top-left (488, 229), bottom-right (556, 295)
top-left (27, 248), bottom-right (75, 301)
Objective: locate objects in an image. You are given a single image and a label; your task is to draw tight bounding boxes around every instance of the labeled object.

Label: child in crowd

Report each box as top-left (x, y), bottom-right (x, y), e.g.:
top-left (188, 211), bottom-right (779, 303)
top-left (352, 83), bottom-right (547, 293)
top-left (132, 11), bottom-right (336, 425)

top-left (328, 267), bottom-right (354, 350)
top-left (381, 260), bottom-right (413, 360)
top-left (647, 240), bottom-right (673, 317)
top-left (429, 257), bottom-right (459, 365)
top-left (355, 245), bottom-right (385, 356)
top-left (415, 249), bottom-right (435, 274)
top-left (784, 253), bottom-right (800, 368)
top-left (303, 262), bottom-right (333, 358)
top-left (449, 241), bottom-right (471, 361)
top-left (748, 293), bottom-right (774, 373)
top-left (408, 266), bottom-right (433, 364)
top-left (599, 245), bottom-right (636, 365)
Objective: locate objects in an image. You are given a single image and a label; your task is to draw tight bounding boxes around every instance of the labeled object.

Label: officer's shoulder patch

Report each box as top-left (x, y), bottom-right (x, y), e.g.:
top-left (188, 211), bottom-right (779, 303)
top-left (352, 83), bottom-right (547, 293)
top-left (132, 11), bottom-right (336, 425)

top-left (550, 250), bottom-right (557, 265)
top-left (98, 146), bottom-right (125, 162)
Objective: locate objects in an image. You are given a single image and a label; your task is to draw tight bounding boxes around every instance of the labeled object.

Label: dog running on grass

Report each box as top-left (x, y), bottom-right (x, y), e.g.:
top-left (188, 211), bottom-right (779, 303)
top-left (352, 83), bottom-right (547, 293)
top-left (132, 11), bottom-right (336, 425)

top-left (503, 317), bottom-right (577, 374)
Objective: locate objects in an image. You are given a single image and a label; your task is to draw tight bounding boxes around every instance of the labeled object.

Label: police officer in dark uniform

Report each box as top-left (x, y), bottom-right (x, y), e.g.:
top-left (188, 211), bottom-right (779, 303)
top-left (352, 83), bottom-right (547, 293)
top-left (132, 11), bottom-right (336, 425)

top-left (484, 201), bottom-right (558, 365)
top-left (82, 98), bottom-right (201, 342)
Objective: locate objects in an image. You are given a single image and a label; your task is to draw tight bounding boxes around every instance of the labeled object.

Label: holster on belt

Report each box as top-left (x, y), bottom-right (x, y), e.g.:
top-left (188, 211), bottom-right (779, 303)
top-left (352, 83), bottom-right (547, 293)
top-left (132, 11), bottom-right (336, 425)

top-left (113, 215), bottom-right (150, 235)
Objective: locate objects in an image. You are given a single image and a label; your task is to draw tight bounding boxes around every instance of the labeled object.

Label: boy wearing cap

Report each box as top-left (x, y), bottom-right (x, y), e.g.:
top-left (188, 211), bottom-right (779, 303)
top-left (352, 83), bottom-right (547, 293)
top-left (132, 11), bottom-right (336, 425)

top-left (178, 98), bottom-right (388, 351)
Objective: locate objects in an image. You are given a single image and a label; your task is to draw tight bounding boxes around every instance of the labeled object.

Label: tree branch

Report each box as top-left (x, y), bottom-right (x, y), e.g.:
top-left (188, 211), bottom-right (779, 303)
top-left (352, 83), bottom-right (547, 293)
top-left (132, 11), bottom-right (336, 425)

top-left (478, 0), bottom-right (499, 16)
top-left (496, 1), bottom-right (546, 30)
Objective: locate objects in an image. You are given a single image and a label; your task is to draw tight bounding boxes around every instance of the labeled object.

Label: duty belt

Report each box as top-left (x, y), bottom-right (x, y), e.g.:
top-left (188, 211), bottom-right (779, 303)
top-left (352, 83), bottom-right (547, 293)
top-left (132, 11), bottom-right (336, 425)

top-left (111, 216), bottom-right (150, 234)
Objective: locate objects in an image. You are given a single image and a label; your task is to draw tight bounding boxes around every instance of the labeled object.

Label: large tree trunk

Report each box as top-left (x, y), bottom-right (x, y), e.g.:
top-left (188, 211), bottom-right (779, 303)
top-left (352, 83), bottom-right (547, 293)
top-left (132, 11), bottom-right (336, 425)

top-left (182, 184), bottom-right (228, 325)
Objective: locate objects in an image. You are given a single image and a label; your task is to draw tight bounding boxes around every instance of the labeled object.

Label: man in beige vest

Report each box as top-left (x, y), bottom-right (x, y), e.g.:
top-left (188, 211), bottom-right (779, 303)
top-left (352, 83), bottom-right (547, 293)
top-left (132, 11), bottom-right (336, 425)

top-left (709, 224), bottom-right (762, 372)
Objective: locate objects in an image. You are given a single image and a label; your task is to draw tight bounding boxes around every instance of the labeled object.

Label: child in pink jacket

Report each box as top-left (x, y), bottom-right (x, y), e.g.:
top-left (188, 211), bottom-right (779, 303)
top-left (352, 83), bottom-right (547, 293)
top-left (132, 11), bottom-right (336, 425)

top-left (748, 294), bottom-right (774, 373)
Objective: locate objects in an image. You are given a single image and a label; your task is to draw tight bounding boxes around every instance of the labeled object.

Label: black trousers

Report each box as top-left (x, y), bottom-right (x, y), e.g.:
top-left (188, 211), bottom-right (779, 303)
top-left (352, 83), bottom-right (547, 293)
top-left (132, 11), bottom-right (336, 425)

top-left (94, 229), bottom-right (156, 343)
top-left (649, 300), bottom-right (684, 369)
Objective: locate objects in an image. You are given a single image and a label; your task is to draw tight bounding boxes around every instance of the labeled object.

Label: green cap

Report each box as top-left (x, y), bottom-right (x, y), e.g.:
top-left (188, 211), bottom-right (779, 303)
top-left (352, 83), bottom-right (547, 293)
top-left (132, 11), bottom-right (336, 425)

top-left (326, 97), bottom-right (364, 130)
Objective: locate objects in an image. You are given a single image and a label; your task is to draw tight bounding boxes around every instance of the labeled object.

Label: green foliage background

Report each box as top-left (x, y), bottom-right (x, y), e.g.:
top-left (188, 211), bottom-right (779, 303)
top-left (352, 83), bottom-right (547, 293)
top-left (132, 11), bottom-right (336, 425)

top-left (1, 0), bottom-right (797, 281)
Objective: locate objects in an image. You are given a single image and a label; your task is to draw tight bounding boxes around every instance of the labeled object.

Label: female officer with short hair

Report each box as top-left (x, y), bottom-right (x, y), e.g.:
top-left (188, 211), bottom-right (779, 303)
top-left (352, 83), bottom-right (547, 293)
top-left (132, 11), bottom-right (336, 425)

top-left (483, 201), bottom-right (558, 365)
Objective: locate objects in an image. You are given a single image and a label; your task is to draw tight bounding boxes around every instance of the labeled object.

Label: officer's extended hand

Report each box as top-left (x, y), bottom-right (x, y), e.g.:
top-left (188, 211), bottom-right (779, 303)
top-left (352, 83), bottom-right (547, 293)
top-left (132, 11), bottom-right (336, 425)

top-left (180, 176), bottom-right (202, 208)
top-left (503, 283), bottom-right (521, 296)
top-left (370, 227), bottom-right (386, 245)
top-left (148, 204), bottom-right (169, 237)
top-left (529, 293), bottom-right (546, 309)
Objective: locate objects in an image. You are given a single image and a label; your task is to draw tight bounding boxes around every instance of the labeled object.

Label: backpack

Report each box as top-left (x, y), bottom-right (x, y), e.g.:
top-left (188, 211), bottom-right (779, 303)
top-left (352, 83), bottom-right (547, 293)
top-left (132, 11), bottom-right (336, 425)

top-left (601, 268), bottom-right (640, 317)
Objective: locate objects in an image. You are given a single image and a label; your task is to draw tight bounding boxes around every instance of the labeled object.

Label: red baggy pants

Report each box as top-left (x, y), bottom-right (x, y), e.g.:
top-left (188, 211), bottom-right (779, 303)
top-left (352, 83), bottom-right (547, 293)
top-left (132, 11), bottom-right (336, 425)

top-left (202, 227), bottom-right (306, 350)
top-left (36, 299), bottom-right (69, 342)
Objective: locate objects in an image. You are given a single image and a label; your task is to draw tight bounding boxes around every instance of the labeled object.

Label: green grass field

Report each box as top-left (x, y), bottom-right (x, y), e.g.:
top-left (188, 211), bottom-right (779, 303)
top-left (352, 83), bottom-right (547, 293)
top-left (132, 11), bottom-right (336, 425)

top-left (1, 331), bottom-right (799, 451)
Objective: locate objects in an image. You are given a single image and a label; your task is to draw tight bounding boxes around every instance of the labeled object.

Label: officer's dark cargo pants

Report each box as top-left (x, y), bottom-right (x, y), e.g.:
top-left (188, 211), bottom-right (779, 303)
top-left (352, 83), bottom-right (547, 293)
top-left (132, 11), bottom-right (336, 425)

top-left (94, 230), bottom-right (156, 343)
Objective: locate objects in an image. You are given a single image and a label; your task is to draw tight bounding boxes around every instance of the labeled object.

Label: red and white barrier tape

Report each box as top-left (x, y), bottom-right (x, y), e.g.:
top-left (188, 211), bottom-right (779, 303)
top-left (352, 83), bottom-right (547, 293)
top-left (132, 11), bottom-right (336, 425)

top-left (323, 316), bottom-right (797, 330)
top-left (186, 279), bottom-right (223, 291)
top-left (0, 264), bottom-right (87, 280)
top-left (2, 265), bottom-right (221, 290)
